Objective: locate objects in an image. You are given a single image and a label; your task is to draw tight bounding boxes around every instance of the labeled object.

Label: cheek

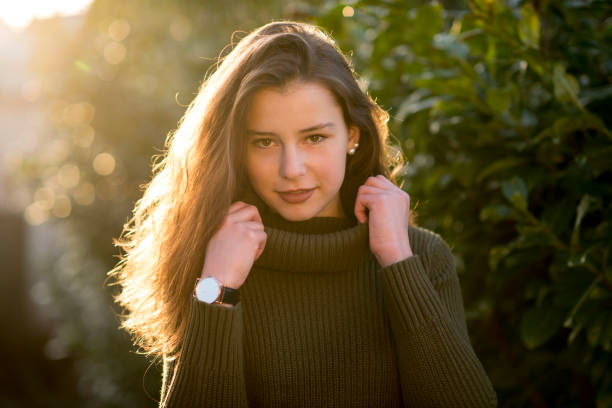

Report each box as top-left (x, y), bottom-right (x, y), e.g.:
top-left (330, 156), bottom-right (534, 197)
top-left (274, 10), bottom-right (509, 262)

top-left (318, 148), bottom-right (347, 188)
top-left (246, 152), bottom-right (273, 187)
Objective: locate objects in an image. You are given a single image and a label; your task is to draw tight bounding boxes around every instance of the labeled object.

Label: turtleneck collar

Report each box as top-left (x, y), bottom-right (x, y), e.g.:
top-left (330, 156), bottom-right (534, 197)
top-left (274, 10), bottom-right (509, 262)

top-left (255, 221), bottom-right (373, 273)
top-left (236, 183), bottom-right (373, 272)
top-left (261, 210), bottom-right (357, 234)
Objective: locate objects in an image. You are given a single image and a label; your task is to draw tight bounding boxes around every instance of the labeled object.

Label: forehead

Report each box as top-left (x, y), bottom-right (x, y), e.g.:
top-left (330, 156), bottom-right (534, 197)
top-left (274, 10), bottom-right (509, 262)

top-left (246, 81), bottom-right (344, 132)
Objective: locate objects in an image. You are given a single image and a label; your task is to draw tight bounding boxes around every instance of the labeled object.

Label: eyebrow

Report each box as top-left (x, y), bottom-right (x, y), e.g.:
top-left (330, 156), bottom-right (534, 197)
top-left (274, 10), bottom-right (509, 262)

top-left (246, 122), bottom-right (335, 137)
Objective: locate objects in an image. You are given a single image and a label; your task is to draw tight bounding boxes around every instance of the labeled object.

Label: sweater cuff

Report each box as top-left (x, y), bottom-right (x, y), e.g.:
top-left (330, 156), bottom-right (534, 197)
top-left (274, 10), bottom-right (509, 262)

top-left (181, 297), bottom-right (243, 372)
top-left (380, 255), bottom-right (446, 333)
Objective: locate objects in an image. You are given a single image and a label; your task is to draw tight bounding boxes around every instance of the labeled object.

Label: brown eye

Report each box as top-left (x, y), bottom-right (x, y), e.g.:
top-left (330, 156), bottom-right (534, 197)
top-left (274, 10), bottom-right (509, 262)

top-left (307, 134), bottom-right (327, 144)
top-left (253, 138), bottom-right (273, 148)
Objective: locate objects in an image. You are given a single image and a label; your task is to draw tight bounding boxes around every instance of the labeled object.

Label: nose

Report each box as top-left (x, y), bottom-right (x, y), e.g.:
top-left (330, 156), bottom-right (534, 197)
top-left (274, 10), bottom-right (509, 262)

top-left (280, 146), bottom-right (306, 180)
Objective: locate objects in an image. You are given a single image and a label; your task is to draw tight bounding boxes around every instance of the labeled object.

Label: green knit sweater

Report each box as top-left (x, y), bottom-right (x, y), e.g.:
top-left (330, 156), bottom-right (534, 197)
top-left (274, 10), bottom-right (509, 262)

top-left (159, 214), bottom-right (497, 407)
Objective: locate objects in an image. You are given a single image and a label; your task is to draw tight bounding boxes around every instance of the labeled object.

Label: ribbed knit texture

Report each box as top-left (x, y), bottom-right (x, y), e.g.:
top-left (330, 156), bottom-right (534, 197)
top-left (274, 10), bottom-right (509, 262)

top-left (160, 216), bottom-right (497, 407)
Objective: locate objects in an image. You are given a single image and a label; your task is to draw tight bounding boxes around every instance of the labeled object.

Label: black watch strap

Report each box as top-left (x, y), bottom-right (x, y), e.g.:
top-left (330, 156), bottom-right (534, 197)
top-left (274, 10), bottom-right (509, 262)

top-left (216, 286), bottom-right (240, 306)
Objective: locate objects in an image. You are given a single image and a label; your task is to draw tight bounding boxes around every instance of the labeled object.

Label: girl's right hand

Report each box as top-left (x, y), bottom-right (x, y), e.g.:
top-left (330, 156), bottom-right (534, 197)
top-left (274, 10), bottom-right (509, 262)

top-left (200, 201), bottom-right (267, 289)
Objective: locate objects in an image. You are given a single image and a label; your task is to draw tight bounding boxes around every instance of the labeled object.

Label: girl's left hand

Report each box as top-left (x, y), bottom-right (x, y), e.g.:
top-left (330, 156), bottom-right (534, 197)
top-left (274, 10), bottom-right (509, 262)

top-left (354, 175), bottom-right (413, 267)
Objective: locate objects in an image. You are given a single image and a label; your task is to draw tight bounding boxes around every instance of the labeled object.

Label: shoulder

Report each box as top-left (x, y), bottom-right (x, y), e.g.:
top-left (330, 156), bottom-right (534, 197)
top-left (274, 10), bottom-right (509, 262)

top-left (407, 224), bottom-right (456, 283)
top-left (407, 224), bottom-right (452, 255)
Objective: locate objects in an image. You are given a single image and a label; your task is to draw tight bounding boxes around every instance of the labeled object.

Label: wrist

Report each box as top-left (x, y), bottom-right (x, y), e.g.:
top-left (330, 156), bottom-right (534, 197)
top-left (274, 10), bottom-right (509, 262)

top-left (377, 243), bottom-right (413, 267)
top-left (200, 267), bottom-right (242, 290)
top-left (194, 276), bottom-right (241, 305)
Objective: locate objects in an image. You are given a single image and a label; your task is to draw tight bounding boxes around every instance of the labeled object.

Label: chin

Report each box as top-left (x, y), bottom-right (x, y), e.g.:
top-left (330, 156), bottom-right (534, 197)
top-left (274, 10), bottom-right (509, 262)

top-left (279, 211), bottom-right (315, 221)
top-left (275, 206), bottom-right (318, 221)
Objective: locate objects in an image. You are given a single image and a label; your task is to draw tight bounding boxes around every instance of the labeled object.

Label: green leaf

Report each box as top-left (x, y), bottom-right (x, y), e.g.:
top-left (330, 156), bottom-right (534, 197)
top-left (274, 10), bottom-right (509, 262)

top-left (409, 3), bottom-right (443, 45)
top-left (587, 312), bottom-right (607, 347)
top-left (570, 195), bottom-right (596, 249)
top-left (479, 204), bottom-right (513, 221)
top-left (477, 157), bottom-right (528, 181)
top-left (554, 269), bottom-right (593, 308)
top-left (579, 84), bottom-right (612, 106)
top-left (467, 0), bottom-right (505, 16)
top-left (501, 176), bottom-right (528, 210)
top-left (518, 3), bottom-right (540, 49)
top-left (568, 323), bottom-right (583, 345)
top-left (520, 306), bottom-right (565, 349)
top-left (564, 275), bottom-right (603, 328)
top-left (534, 113), bottom-right (607, 144)
top-left (516, 225), bottom-right (555, 248)
top-left (397, 94), bottom-right (445, 120)
top-left (553, 63), bottom-right (580, 105)
top-left (432, 33), bottom-right (469, 59)
top-left (485, 88), bottom-right (512, 115)
top-left (489, 245), bottom-right (511, 271)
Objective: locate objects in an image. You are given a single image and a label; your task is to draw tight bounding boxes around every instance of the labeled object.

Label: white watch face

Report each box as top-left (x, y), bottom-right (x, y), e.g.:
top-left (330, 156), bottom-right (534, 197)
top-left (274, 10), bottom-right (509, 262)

top-left (195, 277), bottom-right (220, 303)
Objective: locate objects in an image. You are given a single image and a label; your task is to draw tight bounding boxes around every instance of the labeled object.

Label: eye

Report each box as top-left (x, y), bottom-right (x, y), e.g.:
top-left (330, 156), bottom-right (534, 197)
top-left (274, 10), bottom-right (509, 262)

top-left (307, 134), bottom-right (327, 144)
top-left (252, 138), bottom-right (274, 148)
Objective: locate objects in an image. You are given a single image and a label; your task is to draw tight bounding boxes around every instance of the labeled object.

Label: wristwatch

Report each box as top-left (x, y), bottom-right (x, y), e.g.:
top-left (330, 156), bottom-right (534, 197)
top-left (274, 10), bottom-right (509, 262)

top-left (194, 276), bottom-right (240, 306)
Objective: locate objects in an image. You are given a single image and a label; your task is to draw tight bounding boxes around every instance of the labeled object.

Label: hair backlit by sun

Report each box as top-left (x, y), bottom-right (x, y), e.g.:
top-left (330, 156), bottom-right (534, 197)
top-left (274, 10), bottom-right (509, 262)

top-left (0, 0), bottom-right (93, 31)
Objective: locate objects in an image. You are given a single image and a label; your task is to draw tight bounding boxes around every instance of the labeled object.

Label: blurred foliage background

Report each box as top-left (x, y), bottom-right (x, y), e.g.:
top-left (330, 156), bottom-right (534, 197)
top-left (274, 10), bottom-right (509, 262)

top-left (3, 0), bottom-right (611, 407)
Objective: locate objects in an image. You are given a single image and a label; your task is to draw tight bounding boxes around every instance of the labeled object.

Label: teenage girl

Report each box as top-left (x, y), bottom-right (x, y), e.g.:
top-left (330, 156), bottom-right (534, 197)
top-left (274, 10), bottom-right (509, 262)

top-left (110, 21), bottom-right (497, 407)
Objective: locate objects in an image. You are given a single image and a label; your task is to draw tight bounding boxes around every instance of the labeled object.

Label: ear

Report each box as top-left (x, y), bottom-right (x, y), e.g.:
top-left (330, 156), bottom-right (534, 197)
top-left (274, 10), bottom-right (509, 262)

top-left (346, 125), bottom-right (360, 152)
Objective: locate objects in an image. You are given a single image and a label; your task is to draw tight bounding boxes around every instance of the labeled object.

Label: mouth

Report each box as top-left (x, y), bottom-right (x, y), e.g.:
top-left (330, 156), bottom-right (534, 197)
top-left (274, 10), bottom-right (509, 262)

top-left (277, 188), bottom-right (316, 204)
top-left (278, 188), bottom-right (314, 194)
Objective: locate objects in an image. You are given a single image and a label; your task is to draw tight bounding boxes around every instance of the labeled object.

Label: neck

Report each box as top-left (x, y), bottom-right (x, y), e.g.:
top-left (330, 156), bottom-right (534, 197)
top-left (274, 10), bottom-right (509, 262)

top-left (261, 210), bottom-right (356, 234)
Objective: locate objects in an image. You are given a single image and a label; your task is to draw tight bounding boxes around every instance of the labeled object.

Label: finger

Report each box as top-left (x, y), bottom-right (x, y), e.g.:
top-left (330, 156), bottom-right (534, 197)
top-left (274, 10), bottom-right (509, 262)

top-left (241, 221), bottom-right (265, 231)
top-left (357, 184), bottom-right (386, 195)
top-left (254, 231), bottom-right (267, 260)
top-left (228, 204), bottom-right (263, 224)
top-left (228, 200), bottom-right (251, 213)
top-left (365, 175), bottom-right (391, 189)
top-left (375, 174), bottom-right (396, 187)
top-left (354, 192), bottom-right (379, 224)
top-left (354, 190), bottom-right (367, 223)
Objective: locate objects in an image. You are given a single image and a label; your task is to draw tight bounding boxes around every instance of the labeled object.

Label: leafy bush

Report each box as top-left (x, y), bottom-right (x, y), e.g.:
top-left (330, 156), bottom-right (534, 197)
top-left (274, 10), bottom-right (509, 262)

top-left (314, 0), bottom-right (612, 406)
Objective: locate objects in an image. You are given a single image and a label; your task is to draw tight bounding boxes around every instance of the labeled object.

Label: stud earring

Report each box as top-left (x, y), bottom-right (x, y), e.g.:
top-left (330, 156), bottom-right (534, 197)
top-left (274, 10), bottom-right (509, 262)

top-left (348, 142), bottom-right (359, 155)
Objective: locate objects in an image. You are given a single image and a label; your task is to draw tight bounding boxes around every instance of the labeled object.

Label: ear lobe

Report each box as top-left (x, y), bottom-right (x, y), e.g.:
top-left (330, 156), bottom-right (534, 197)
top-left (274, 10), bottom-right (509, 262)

top-left (348, 125), bottom-right (360, 146)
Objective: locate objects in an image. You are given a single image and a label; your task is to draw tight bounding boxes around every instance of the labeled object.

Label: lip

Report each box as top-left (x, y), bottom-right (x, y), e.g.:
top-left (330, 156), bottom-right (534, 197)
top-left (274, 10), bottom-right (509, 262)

top-left (277, 188), bottom-right (315, 204)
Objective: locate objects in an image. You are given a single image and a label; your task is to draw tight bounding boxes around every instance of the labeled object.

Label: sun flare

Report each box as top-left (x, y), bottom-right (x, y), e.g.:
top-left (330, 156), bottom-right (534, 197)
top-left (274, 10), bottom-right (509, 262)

top-left (0, 0), bottom-right (93, 30)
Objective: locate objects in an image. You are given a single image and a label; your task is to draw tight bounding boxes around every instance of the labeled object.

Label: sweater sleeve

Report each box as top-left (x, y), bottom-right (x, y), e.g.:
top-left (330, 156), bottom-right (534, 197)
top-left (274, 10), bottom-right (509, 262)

top-left (159, 297), bottom-right (248, 408)
top-left (379, 234), bottom-right (497, 408)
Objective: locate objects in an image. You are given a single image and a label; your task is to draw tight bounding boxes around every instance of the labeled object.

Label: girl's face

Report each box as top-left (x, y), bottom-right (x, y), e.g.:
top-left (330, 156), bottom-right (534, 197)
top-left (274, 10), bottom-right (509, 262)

top-left (245, 81), bottom-right (360, 221)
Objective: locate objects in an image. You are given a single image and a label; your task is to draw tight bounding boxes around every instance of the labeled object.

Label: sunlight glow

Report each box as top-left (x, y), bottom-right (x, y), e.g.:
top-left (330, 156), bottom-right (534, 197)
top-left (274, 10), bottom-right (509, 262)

top-left (0, 0), bottom-right (94, 30)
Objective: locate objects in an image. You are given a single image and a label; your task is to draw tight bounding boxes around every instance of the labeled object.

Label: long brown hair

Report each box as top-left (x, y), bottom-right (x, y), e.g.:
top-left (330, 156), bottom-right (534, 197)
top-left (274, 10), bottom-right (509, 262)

top-left (108, 21), bottom-right (403, 358)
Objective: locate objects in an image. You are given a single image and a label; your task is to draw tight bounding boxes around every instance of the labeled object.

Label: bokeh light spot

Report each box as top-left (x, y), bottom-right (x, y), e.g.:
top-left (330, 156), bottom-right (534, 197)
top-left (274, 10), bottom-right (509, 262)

top-left (93, 153), bottom-right (116, 175)
top-left (342, 6), bottom-right (354, 17)
top-left (47, 99), bottom-right (69, 124)
top-left (58, 164), bottom-right (81, 189)
top-left (44, 337), bottom-right (69, 360)
top-left (34, 187), bottom-right (55, 210)
top-left (41, 139), bottom-right (70, 165)
top-left (73, 125), bottom-right (95, 148)
top-left (52, 195), bottom-right (72, 218)
top-left (104, 42), bottom-right (126, 65)
top-left (62, 102), bottom-right (95, 127)
top-left (30, 281), bottom-right (52, 306)
top-left (108, 19), bottom-right (130, 41)
top-left (73, 182), bottom-right (95, 206)
top-left (24, 201), bottom-right (49, 225)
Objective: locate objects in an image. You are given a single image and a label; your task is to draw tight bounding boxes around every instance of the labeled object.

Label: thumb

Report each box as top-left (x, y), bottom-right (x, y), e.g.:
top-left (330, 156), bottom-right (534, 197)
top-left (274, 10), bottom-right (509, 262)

top-left (354, 194), bottom-right (370, 224)
top-left (254, 236), bottom-right (266, 260)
